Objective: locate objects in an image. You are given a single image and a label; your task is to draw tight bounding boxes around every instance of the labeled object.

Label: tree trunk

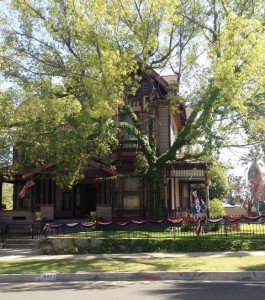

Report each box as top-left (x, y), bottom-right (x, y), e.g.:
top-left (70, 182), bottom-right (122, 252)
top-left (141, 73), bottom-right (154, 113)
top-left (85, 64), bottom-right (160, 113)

top-left (145, 166), bottom-right (163, 219)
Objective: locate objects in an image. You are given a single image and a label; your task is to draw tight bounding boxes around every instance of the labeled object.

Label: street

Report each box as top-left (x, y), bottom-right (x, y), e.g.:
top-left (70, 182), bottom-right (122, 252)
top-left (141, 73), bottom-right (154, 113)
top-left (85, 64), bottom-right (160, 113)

top-left (0, 280), bottom-right (265, 300)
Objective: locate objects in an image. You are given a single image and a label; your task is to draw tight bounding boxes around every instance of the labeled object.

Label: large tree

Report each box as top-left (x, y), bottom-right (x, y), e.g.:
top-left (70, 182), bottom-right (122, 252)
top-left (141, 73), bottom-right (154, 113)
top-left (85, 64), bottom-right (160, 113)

top-left (233, 177), bottom-right (265, 216)
top-left (116, 0), bottom-right (265, 216)
top-left (0, 0), bottom-right (264, 217)
top-left (240, 146), bottom-right (265, 212)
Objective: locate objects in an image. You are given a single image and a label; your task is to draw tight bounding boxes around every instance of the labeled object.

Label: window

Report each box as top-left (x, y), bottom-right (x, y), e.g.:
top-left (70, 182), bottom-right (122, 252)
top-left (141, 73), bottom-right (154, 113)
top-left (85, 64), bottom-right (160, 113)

top-left (123, 194), bottom-right (140, 210)
top-left (140, 79), bottom-right (149, 92)
top-left (75, 186), bottom-right (80, 207)
top-left (112, 180), bottom-right (122, 210)
top-left (121, 115), bottom-right (138, 148)
top-left (62, 192), bottom-right (71, 211)
top-left (123, 178), bottom-right (140, 210)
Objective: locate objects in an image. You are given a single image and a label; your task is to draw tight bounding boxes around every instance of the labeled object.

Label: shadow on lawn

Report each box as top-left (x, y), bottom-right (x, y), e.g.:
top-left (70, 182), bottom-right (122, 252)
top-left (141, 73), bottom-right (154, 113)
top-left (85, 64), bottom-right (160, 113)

top-left (239, 263), bottom-right (265, 271)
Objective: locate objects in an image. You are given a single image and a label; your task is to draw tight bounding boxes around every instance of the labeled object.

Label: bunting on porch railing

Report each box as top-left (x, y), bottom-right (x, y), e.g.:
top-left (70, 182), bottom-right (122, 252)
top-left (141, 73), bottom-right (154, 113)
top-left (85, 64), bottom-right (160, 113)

top-left (18, 179), bottom-right (35, 199)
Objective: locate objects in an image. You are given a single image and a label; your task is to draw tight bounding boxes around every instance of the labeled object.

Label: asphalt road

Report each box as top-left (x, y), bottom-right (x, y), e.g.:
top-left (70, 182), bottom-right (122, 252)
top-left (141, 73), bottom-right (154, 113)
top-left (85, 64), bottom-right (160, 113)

top-left (1, 280), bottom-right (265, 300)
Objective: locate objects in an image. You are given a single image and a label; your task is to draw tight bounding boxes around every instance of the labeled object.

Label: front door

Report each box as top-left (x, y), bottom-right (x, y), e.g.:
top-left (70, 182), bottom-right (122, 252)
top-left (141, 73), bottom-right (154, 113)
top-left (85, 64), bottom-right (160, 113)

top-left (74, 184), bottom-right (97, 218)
top-left (84, 184), bottom-right (97, 216)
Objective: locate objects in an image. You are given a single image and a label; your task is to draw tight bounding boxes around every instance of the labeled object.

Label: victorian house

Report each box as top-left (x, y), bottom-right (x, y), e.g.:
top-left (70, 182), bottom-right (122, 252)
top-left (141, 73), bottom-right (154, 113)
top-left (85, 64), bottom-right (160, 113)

top-left (0, 69), bottom-right (210, 222)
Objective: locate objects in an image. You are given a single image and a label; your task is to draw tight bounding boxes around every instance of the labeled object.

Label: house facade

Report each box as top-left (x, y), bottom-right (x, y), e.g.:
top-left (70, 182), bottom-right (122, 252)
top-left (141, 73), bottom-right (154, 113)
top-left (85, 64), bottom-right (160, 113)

top-left (0, 70), bottom-right (210, 222)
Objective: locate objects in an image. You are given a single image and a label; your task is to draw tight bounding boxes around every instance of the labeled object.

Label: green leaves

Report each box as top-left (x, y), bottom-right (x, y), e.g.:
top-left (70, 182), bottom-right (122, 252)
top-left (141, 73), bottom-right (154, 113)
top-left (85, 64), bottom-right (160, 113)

top-left (211, 14), bottom-right (265, 114)
top-left (0, 0), bottom-right (264, 190)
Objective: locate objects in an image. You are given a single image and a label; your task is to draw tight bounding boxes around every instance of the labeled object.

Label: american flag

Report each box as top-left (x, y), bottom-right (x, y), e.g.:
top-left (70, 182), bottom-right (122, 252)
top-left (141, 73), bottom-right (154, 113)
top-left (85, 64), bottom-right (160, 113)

top-left (18, 179), bottom-right (35, 199)
top-left (196, 217), bottom-right (206, 236)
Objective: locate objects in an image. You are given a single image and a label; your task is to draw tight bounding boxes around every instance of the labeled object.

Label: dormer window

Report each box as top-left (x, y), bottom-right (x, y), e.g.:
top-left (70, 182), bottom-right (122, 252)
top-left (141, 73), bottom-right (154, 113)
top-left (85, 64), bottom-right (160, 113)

top-left (140, 79), bottom-right (149, 92)
top-left (121, 115), bottom-right (138, 149)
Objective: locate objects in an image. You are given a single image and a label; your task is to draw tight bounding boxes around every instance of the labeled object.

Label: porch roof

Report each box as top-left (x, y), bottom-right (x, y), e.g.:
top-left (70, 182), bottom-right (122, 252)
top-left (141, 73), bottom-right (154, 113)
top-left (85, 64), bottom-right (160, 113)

top-left (166, 160), bottom-right (212, 181)
top-left (0, 159), bottom-right (118, 183)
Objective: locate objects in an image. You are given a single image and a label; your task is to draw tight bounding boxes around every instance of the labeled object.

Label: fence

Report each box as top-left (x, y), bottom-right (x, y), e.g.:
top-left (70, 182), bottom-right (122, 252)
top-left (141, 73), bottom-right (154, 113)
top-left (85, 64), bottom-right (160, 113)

top-left (0, 221), bottom-right (47, 240)
top-left (43, 215), bottom-right (265, 240)
top-left (1, 216), bottom-right (265, 240)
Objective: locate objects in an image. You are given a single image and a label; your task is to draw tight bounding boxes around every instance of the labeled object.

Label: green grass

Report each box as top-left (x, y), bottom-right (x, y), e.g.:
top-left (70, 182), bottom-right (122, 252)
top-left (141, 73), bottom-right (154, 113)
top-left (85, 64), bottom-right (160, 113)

top-left (1, 255), bottom-right (265, 274)
top-left (66, 223), bottom-right (265, 239)
top-left (70, 230), bottom-right (265, 238)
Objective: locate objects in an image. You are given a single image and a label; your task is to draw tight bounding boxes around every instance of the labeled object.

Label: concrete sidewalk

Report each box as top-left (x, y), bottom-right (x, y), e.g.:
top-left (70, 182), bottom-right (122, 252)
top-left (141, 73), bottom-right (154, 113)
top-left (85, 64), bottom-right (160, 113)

top-left (1, 249), bottom-right (265, 261)
top-left (1, 250), bottom-right (265, 282)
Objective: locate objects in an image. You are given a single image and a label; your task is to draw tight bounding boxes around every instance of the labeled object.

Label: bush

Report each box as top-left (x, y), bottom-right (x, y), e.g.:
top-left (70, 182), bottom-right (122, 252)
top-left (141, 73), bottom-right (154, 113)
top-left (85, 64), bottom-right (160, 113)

top-left (62, 244), bottom-right (79, 254)
top-left (209, 198), bottom-right (226, 217)
top-left (39, 237), bottom-right (53, 246)
top-left (180, 223), bottom-right (193, 232)
top-left (204, 223), bottom-right (221, 232)
top-left (45, 238), bottom-right (265, 254)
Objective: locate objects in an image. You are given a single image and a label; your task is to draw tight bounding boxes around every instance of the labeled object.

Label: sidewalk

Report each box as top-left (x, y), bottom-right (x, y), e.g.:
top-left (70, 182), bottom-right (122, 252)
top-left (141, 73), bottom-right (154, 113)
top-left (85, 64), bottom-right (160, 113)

top-left (1, 248), bottom-right (265, 260)
top-left (1, 249), bottom-right (265, 282)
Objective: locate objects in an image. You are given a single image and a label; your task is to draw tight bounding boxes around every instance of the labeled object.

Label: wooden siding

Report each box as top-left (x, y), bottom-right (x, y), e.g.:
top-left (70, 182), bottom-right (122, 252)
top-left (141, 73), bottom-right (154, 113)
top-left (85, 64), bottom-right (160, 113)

top-left (170, 112), bottom-right (179, 147)
top-left (157, 106), bottom-right (169, 153)
top-left (96, 204), bottom-right (112, 220)
top-left (0, 210), bottom-right (34, 222)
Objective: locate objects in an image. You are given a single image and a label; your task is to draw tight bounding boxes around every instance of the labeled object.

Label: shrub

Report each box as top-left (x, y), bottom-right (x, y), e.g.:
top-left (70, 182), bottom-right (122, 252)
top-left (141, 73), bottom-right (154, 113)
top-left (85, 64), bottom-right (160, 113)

top-left (205, 223), bottom-right (221, 232)
top-left (43, 238), bottom-right (265, 255)
top-left (209, 198), bottom-right (226, 217)
top-left (180, 223), bottom-right (193, 232)
top-left (62, 244), bottom-right (79, 254)
top-left (39, 237), bottom-right (53, 246)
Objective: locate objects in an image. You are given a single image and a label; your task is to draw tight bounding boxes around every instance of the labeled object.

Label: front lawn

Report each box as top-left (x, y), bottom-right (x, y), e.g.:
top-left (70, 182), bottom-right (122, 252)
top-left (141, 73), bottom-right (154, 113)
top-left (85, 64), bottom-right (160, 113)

top-left (1, 255), bottom-right (265, 274)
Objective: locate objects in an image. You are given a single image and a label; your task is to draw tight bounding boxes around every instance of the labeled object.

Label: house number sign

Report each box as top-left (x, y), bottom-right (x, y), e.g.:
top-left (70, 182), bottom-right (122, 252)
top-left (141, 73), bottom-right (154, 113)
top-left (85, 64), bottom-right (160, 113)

top-left (36, 274), bottom-right (57, 281)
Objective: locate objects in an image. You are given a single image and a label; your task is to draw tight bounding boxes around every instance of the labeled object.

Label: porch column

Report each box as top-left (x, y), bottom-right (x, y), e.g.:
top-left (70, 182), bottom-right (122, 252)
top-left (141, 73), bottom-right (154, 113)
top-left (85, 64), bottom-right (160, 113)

top-left (171, 178), bottom-right (176, 210)
top-left (164, 184), bottom-right (168, 208)
top-left (205, 181), bottom-right (210, 218)
top-left (164, 181), bottom-right (168, 218)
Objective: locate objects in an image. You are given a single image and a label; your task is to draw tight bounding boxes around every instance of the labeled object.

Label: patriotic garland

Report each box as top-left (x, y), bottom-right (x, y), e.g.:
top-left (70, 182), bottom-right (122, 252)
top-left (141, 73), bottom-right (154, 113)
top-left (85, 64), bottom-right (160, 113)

top-left (43, 215), bottom-right (265, 232)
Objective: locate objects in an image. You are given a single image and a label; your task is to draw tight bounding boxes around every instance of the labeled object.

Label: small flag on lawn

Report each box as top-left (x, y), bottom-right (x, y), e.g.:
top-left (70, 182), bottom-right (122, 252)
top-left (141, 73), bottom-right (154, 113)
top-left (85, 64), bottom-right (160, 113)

top-left (19, 179), bottom-right (35, 199)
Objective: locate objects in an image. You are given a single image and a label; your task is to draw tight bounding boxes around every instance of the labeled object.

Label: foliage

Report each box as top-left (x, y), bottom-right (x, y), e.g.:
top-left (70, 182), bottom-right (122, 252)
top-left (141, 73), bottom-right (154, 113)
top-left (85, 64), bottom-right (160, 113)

top-left (207, 162), bottom-right (231, 200)
top-left (180, 223), bottom-right (193, 232)
top-left (204, 223), bottom-right (221, 232)
top-left (62, 243), bottom-right (79, 255)
top-left (86, 214), bottom-right (105, 222)
top-left (209, 198), bottom-right (226, 217)
top-left (260, 201), bottom-right (265, 212)
top-left (0, 0), bottom-right (264, 216)
top-left (237, 146), bottom-right (265, 213)
top-left (241, 147), bottom-right (264, 174)
top-left (39, 237), bottom-right (53, 246)
top-left (2, 183), bottom-right (13, 210)
top-left (0, 0), bottom-right (140, 186)
top-left (233, 178), bottom-right (265, 215)
top-left (134, 153), bottom-right (149, 174)
top-left (42, 237), bottom-right (265, 255)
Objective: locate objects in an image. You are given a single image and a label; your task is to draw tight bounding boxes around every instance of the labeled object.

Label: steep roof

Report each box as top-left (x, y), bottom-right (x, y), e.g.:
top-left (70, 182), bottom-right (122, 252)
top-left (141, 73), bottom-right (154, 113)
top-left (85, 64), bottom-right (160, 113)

top-left (162, 74), bottom-right (178, 85)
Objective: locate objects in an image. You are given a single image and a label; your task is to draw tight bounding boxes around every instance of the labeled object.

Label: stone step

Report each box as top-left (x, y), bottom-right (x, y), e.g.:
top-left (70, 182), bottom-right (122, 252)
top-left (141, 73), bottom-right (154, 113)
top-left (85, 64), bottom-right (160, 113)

top-left (5, 239), bottom-right (40, 249)
top-left (0, 247), bottom-right (41, 255)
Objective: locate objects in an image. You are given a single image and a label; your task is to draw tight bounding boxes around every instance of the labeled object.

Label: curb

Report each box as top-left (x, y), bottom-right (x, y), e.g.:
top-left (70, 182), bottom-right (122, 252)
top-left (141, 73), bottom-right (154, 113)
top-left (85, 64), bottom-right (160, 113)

top-left (1, 271), bottom-right (265, 283)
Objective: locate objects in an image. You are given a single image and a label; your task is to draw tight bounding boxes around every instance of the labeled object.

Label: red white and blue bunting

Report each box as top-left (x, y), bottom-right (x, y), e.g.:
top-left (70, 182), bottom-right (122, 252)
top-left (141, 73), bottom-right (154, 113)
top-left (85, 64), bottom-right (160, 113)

top-left (43, 215), bottom-right (265, 232)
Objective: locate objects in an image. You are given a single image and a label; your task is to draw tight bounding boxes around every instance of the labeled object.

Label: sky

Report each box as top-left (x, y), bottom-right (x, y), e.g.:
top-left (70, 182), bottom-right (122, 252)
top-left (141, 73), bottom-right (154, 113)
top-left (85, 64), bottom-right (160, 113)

top-left (220, 146), bottom-right (265, 179)
top-left (221, 148), bottom-right (247, 177)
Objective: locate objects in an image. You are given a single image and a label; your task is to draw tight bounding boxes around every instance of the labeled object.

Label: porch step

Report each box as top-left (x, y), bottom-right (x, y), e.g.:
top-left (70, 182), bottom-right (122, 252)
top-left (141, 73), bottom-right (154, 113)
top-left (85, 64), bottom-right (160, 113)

top-left (1, 239), bottom-right (41, 255)
top-left (6, 239), bottom-right (40, 249)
